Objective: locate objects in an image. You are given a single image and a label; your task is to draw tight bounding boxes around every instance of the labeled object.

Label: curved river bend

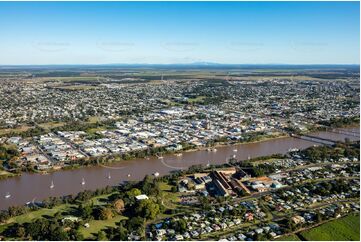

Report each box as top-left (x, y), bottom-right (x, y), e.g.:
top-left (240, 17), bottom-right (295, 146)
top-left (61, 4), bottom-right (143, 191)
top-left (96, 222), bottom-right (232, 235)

top-left (0, 127), bottom-right (359, 210)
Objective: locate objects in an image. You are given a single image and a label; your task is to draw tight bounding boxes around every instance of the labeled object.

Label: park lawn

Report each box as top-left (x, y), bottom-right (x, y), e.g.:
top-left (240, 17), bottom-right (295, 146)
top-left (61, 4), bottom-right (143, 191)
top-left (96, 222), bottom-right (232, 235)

top-left (160, 99), bottom-right (181, 107)
top-left (6, 204), bottom-right (76, 225)
top-left (38, 121), bottom-right (65, 130)
top-left (187, 95), bottom-right (206, 103)
top-left (147, 182), bottom-right (198, 226)
top-left (300, 214), bottom-right (360, 241)
top-left (3, 192), bottom-right (118, 227)
top-left (54, 85), bottom-right (97, 91)
top-left (86, 127), bottom-right (107, 134)
top-left (252, 158), bottom-right (279, 165)
top-left (85, 192), bottom-right (119, 206)
top-left (79, 214), bottom-right (127, 239)
top-left (159, 182), bottom-right (180, 209)
top-left (0, 125), bottom-right (32, 136)
top-left (0, 204), bottom-right (76, 236)
top-left (276, 234), bottom-right (301, 241)
top-left (87, 116), bottom-right (101, 124)
top-left (159, 182), bottom-right (172, 191)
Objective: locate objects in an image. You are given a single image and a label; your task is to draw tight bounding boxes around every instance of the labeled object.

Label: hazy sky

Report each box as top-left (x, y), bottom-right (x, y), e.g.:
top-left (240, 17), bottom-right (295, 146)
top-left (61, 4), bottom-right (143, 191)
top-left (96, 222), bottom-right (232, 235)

top-left (0, 1), bottom-right (359, 65)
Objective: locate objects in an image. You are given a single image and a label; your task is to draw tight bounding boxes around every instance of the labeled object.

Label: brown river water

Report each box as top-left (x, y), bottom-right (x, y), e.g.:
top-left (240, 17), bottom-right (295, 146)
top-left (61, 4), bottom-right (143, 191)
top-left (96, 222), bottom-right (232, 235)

top-left (0, 127), bottom-right (359, 210)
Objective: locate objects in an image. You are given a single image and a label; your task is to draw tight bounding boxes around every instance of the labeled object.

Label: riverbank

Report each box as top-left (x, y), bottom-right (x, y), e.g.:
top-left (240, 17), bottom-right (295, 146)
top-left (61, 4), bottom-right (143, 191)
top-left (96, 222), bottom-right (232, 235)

top-left (1, 124), bottom-right (358, 177)
top-left (0, 170), bottom-right (19, 180)
top-left (0, 126), bottom-right (358, 210)
top-left (3, 131), bottom-right (289, 177)
top-left (0, 141), bottom-right (359, 241)
top-left (181, 132), bottom-right (288, 153)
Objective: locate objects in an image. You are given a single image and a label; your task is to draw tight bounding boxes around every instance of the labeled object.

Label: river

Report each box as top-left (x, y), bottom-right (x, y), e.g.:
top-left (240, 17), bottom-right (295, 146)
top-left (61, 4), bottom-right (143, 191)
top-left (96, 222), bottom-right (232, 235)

top-left (0, 127), bottom-right (359, 210)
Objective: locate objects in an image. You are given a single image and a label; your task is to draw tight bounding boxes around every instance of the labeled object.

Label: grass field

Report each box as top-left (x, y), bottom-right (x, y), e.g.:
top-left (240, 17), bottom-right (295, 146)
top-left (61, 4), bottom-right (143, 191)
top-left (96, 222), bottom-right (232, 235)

top-left (299, 214), bottom-right (360, 241)
top-left (0, 192), bottom-right (119, 238)
top-left (86, 127), bottom-right (107, 134)
top-left (159, 182), bottom-right (180, 210)
top-left (0, 125), bottom-right (32, 136)
top-left (86, 192), bottom-right (119, 206)
top-left (79, 214), bottom-right (127, 239)
top-left (53, 85), bottom-right (98, 91)
top-left (87, 116), bottom-right (102, 123)
top-left (38, 121), bottom-right (66, 130)
top-left (251, 158), bottom-right (279, 165)
top-left (77, 185), bottom-right (180, 239)
top-left (78, 192), bottom-right (127, 239)
top-left (5, 204), bottom-right (76, 225)
top-left (187, 95), bottom-right (206, 103)
top-left (276, 234), bottom-right (301, 241)
top-left (0, 203), bottom-right (77, 235)
top-left (34, 76), bottom-right (102, 82)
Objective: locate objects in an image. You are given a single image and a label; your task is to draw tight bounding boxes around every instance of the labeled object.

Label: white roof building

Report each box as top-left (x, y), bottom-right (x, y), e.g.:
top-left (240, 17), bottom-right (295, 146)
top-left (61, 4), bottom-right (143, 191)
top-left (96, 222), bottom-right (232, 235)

top-left (135, 194), bottom-right (149, 200)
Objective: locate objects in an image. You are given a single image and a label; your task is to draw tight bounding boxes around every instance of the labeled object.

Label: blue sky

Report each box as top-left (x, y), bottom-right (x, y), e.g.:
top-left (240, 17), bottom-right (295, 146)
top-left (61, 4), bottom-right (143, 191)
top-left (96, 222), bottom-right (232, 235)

top-left (0, 1), bottom-right (359, 65)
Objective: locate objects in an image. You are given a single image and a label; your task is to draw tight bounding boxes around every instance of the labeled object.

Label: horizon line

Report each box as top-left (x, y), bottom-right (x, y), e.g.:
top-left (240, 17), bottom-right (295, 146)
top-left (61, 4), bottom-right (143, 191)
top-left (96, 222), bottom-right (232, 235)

top-left (0, 63), bottom-right (359, 67)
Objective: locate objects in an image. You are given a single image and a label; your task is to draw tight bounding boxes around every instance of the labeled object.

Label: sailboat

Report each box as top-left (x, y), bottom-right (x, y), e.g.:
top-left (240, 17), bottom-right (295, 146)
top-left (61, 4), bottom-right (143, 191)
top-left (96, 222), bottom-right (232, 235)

top-left (107, 173), bottom-right (111, 179)
top-left (5, 192), bottom-right (11, 199)
top-left (50, 180), bottom-right (55, 189)
top-left (81, 178), bottom-right (85, 185)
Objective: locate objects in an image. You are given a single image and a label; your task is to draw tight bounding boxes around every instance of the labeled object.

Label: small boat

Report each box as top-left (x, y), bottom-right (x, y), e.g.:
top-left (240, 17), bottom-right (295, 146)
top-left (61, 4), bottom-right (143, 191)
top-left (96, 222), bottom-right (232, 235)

top-left (107, 173), bottom-right (111, 179)
top-left (212, 149), bottom-right (217, 152)
top-left (153, 172), bottom-right (160, 177)
top-left (232, 154), bottom-right (236, 158)
top-left (206, 161), bottom-right (211, 167)
top-left (50, 180), bottom-right (55, 189)
top-left (127, 174), bottom-right (131, 177)
top-left (233, 149), bottom-right (238, 152)
top-left (288, 148), bottom-right (299, 152)
top-left (207, 148), bottom-right (212, 152)
top-left (175, 153), bottom-right (182, 157)
top-left (156, 153), bottom-right (163, 159)
top-left (81, 178), bottom-right (85, 185)
top-left (5, 192), bottom-right (11, 199)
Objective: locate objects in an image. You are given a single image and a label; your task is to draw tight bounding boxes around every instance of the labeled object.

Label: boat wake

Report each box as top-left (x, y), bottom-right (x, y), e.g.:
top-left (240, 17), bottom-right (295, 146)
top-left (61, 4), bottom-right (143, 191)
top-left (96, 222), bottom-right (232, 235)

top-left (160, 158), bottom-right (186, 170)
top-left (99, 164), bottom-right (129, 170)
